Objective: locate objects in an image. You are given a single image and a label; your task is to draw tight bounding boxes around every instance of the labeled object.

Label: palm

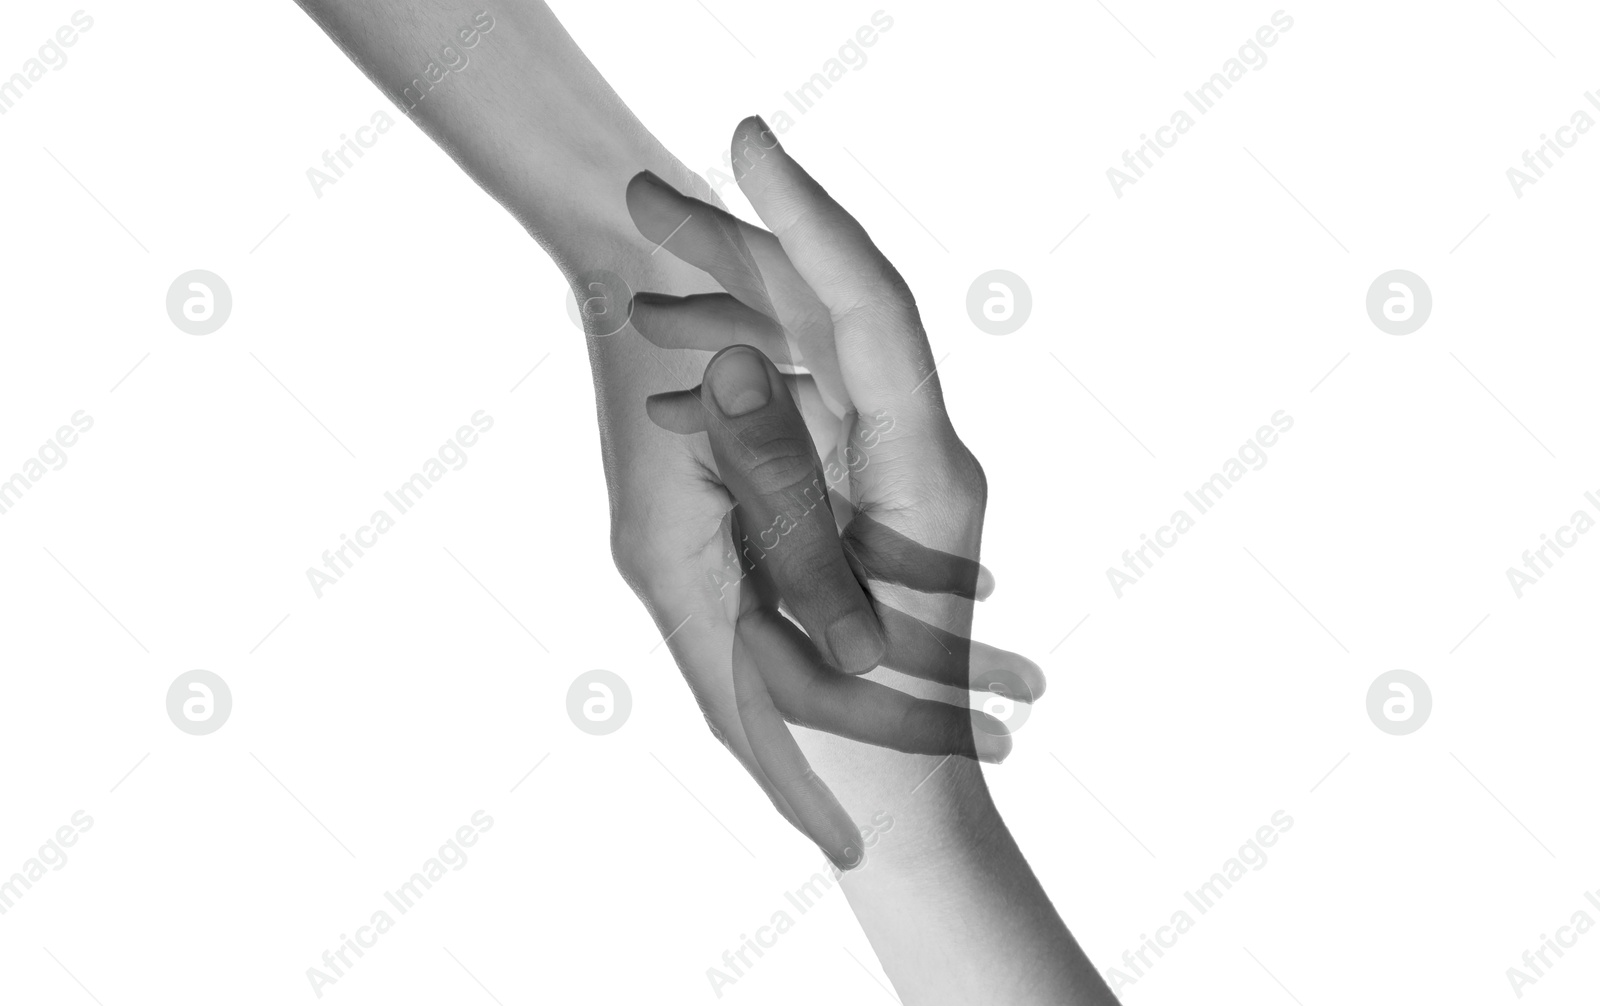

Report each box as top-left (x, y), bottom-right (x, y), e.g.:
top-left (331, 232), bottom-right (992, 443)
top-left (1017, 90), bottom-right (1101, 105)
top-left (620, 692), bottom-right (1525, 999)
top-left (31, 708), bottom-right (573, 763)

top-left (598, 137), bottom-right (1035, 860)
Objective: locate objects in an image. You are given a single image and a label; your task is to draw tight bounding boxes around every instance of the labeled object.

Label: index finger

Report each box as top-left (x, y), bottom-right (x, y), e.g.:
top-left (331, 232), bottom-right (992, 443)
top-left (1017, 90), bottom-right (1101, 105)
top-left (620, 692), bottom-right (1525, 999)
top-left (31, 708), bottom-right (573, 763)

top-left (651, 343), bottom-right (888, 675)
top-left (730, 117), bottom-right (940, 420)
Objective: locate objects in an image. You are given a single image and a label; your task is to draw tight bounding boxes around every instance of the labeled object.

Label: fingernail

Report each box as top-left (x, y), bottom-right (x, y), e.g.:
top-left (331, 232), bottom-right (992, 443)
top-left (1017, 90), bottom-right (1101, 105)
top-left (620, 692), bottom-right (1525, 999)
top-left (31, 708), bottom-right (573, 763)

top-left (635, 168), bottom-right (671, 190)
top-left (1018, 658), bottom-right (1046, 700)
top-left (973, 719), bottom-right (1012, 763)
top-left (632, 291), bottom-right (678, 305)
top-left (975, 565), bottom-right (996, 600)
top-left (753, 115), bottom-right (781, 148)
top-left (976, 664), bottom-right (1037, 704)
top-left (836, 845), bottom-right (863, 870)
top-left (826, 610), bottom-right (886, 674)
top-left (706, 346), bottom-right (771, 417)
top-left (629, 291), bottom-right (678, 325)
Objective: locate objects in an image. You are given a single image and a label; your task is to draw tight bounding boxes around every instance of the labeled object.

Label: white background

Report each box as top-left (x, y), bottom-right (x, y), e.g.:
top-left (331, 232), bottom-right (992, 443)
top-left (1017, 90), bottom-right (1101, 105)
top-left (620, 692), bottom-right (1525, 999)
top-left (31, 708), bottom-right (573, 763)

top-left (2, 1), bottom-right (1598, 1003)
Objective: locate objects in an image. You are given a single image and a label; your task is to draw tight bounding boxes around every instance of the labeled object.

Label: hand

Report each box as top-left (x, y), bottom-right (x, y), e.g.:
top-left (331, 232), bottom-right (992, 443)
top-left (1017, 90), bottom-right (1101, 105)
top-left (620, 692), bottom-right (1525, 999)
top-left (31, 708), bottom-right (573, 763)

top-left (287, 6), bottom-right (1109, 993)
top-left (623, 118), bottom-right (1045, 865)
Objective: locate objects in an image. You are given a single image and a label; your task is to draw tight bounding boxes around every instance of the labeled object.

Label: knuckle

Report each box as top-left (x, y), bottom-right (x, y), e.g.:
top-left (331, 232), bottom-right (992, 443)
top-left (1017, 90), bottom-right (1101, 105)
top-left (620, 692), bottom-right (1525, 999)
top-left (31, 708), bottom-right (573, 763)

top-left (703, 715), bottom-right (732, 752)
top-left (932, 445), bottom-right (987, 514)
top-left (609, 517), bottom-right (664, 589)
top-left (738, 431), bottom-right (823, 502)
top-left (731, 676), bottom-right (772, 725)
top-left (772, 762), bottom-right (824, 792)
top-left (958, 453), bottom-right (989, 508)
top-left (837, 282), bottom-right (917, 333)
top-left (733, 687), bottom-right (766, 721)
top-left (879, 264), bottom-right (918, 308)
top-left (891, 700), bottom-right (921, 748)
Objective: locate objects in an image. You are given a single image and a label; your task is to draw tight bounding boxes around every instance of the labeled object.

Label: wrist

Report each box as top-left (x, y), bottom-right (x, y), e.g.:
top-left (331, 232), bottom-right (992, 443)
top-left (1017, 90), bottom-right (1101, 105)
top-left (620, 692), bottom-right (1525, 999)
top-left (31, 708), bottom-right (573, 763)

top-left (791, 720), bottom-right (1002, 877)
top-left (865, 759), bottom-right (1003, 875)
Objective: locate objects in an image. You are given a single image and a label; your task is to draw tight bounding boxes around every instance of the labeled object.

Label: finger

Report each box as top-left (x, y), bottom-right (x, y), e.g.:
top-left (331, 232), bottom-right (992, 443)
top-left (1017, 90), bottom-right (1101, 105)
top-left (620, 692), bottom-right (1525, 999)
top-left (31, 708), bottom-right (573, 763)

top-left (648, 374), bottom-right (836, 453)
top-left (741, 606), bottom-right (1011, 762)
top-left (788, 374), bottom-right (850, 472)
top-left (625, 173), bottom-right (778, 322)
top-left (631, 292), bottom-right (789, 360)
top-left (874, 604), bottom-right (1046, 699)
top-left (626, 171), bottom-right (849, 416)
top-left (626, 171), bottom-right (817, 337)
top-left (733, 498), bottom-right (1029, 699)
top-left (644, 387), bottom-right (710, 435)
top-left (731, 608), bottom-right (864, 870)
top-left (841, 511), bottom-right (996, 600)
top-left (729, 117), bottom-right (938, 417)
top-left (635, 573), bottom-right (814, 841)
top-left (693, 344), bottom-right (888, 674)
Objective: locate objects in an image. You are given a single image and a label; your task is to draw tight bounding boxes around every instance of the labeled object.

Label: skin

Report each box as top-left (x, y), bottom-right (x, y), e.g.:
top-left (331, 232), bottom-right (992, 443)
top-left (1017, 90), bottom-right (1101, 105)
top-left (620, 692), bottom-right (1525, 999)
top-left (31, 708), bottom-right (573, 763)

top-left (292, 2), bottom-right (1115, 1001)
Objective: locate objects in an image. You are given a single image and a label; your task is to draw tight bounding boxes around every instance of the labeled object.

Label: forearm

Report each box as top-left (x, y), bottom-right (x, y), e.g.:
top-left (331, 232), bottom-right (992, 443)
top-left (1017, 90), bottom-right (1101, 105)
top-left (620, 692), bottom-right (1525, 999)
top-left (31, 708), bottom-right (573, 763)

top-left (803, 575), bottom-right (1110, 1002)
top-left (294, 0), bottom-right (701, 278)
top-left (821, 752), bottom-right (1110, 1004)
top-left (291, 5), bottom-right (1103, 1001)
top-left (292, 0), bottom-right (715, 481)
